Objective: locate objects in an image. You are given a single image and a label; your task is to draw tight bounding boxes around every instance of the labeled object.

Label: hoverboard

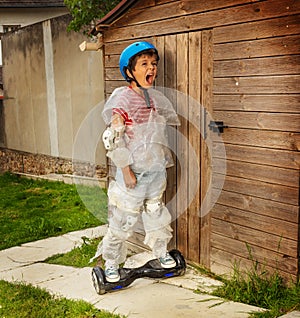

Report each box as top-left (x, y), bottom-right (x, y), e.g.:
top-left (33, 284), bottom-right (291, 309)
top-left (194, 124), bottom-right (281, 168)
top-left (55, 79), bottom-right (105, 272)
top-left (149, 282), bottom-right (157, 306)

top-left (92, 249), bottom-right (186, 294)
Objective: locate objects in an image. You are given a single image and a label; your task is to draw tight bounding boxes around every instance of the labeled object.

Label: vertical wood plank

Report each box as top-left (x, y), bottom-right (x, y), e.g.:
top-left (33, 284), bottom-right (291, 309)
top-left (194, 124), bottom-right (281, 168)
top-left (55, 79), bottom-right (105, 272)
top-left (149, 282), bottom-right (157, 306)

top-left (176, 33), bottom-right (189, 256)
top-left (200, 29), bottom-right (213, 267)
top-left (154, 36), bottom-right (165, 89)
top-left (164, 35), bottom-right (177, 90)
top-left (188, 31), bottom-right (202, 262)
top-left (164, 35), bottom-right (178, 249)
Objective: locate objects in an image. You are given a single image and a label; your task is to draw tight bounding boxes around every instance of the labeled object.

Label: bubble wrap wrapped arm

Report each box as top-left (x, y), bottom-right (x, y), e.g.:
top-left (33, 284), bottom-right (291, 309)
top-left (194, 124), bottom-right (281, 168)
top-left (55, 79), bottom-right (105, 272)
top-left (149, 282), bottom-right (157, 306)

top-left (107, 145), bottom-right (133, 168)
top-left (102, 87), bottom-right (128, 125)
top-left (106, 113), bottom-right (133, 168)
top-left (148, 88), bottom-right (180, 126)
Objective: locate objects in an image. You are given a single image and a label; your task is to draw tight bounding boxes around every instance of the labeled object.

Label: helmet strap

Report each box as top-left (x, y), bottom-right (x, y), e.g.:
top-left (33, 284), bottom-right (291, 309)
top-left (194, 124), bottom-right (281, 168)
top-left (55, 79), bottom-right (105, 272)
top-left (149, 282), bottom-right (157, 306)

top-left (127, 69), bottom-right (151, 109)
top-left (140, 87), bottom-right (151, 109)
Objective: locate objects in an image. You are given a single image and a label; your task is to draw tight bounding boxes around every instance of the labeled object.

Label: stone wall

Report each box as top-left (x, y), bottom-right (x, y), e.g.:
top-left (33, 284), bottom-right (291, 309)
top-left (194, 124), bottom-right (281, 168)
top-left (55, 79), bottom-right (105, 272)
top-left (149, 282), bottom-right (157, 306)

top-left (0, 147), bottom-right (106, 178)
top-left (0, 100), bottom-right (5, 147)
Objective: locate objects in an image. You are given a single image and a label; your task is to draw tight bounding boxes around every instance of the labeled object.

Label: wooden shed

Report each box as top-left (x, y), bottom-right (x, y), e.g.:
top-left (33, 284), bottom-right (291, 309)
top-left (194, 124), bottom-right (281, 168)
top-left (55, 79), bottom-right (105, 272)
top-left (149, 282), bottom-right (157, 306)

top-left (92, 0), bottom-right (300, 281)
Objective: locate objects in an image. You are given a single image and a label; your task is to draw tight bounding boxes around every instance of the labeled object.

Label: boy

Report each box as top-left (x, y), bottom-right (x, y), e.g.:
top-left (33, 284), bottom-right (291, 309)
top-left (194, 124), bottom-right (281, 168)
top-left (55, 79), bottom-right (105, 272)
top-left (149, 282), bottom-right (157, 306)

top-left (95, 41), bottom-right (180, 282)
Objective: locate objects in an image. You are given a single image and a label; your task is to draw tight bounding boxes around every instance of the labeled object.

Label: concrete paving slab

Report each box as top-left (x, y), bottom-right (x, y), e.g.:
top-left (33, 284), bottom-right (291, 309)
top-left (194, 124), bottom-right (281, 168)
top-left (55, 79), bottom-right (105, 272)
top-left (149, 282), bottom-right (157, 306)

top-left (18, 172), bottom-right (108, 188)
top-left (22, 236), bottom-right (80, 255)
top-left (92, 280), bottom-right (264, 318)
top-left (0, 246), bottom-right (32, 272)
top-left (0, 225), bottom-right (107, 273)
top-left (36, 264), bottom-right (102, 304)
top-left (0, 262), bottom-right (103, 305)
top-left (159, 266), bottom-right (223, 293)
top-left (1, 227), bottom-right (289, 318)
top-left (280, 312), bottom-right (300, 318)
top-left (0, 243), bottom-right (73, 272)
top-left (37, 265), bottom-right (154, 305)
top-left (123, 251), bottom-right (154, 267)
top-left (1, 260), bottom-right (263, 318)
top-left (0, 262), bottom-right (77, 285)
top-left (63, 225), bottom-right (107, 243)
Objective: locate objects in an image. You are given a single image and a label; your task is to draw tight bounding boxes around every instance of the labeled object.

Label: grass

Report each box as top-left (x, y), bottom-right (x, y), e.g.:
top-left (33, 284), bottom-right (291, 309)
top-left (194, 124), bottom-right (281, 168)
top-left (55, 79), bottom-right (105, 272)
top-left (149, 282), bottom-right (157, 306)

top-left (45, 236), bottom-right (102, 268)
top-left (199, 261), bottom-right (300, 318)
top-left (0, 172), bottom-right (107, 250)
top-left (0, 280), bottom-right (125, 318)
top-left (0, 172), bottom-right (119, 317)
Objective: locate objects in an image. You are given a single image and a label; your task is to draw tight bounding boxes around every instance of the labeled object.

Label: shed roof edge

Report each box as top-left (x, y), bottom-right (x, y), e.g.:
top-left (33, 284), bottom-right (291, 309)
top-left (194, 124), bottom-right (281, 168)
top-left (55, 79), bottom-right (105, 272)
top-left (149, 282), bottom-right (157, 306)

top-left (90, 0), bottom-right (137, 35)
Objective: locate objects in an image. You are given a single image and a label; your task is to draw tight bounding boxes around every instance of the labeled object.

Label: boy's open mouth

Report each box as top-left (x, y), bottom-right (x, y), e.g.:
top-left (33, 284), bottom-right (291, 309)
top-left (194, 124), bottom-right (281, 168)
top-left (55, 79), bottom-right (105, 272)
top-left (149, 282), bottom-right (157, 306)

top-left (146, 74), bottom-right (154, 85)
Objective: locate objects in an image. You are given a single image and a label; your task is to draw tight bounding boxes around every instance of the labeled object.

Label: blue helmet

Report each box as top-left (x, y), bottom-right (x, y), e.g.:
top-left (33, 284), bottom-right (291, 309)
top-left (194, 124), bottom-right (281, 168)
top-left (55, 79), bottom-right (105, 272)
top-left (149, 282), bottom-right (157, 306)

top-left (119, 41), bottom-right (159, 81)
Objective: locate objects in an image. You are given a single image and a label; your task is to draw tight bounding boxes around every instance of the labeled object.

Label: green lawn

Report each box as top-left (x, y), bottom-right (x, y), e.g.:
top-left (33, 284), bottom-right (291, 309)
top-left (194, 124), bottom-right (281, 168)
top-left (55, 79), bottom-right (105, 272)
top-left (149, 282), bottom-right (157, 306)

top-left (0, 172), bottom-right (122, 318)
top-left (0, 280), bottom-right (125, 318)
top-left (45, 236), bottom-right (102, 268)
top-left (0, 172), bottom-right (107, 250)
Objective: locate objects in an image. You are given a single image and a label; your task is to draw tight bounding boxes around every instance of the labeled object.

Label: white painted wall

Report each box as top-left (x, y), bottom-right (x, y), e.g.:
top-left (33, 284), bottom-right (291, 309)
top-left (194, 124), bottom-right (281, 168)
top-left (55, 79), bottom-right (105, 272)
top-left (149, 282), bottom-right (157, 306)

top-left (0, 7), bottom-right (68, 65)
top-left (2, 15), bottom-right (106, 166)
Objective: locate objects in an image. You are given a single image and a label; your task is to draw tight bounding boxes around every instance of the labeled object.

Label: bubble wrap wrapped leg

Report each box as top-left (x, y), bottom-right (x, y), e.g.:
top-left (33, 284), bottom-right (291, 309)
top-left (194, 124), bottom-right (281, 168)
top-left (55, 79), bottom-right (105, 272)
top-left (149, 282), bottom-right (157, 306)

top-left (92, 169), bottom-right (173, 266)
top-left (101, 206), bottom-right (140, 267)
top-left (142, 198), bottom-right (173, 258)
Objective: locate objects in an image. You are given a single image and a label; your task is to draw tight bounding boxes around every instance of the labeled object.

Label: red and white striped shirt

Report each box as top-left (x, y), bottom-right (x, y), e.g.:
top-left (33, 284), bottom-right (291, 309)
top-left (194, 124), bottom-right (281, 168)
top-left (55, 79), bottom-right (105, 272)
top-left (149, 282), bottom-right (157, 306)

top-left (112, 87), bottom-right (155, 136)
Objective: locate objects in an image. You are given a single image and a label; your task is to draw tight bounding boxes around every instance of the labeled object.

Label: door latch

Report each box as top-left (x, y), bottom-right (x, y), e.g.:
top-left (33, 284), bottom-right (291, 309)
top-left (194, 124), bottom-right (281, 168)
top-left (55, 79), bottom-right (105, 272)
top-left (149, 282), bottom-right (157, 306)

top-left (208, 121), bottom-right (228, 135)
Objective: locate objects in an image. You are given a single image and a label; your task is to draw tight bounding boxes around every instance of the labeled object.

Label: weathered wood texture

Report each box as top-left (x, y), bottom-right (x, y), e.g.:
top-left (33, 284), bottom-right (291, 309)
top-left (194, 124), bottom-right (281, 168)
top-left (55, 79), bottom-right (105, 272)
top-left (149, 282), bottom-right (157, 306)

top-left (210, 0), bottom-right (300, 280)
top-left (102, 0), bottom-right (300, 280)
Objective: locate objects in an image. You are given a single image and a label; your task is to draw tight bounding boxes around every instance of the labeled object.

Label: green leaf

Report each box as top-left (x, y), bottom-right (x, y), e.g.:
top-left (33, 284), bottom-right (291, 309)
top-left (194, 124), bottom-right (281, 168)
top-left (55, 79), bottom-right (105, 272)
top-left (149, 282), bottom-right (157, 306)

top-left (64, 0), bottom-right (120, 34)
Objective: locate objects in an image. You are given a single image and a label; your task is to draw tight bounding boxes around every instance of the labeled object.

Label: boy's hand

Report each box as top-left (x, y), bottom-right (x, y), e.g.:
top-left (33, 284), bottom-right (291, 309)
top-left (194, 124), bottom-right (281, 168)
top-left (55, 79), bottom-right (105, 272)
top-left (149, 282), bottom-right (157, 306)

top-left (122, 166), bottom-right (137, 189)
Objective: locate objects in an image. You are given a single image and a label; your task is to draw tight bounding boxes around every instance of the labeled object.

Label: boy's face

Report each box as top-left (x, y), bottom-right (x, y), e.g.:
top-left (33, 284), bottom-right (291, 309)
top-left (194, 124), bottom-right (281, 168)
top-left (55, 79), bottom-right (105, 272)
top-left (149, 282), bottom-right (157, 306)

top-left (129, 54), bottom-right (158, 88)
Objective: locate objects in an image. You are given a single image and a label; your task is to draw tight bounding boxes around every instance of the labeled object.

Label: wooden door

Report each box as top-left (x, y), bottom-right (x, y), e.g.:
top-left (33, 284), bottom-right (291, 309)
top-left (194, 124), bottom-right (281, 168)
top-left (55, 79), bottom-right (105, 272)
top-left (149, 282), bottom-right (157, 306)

top-left (153, 30), bottom-right (214, 266)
